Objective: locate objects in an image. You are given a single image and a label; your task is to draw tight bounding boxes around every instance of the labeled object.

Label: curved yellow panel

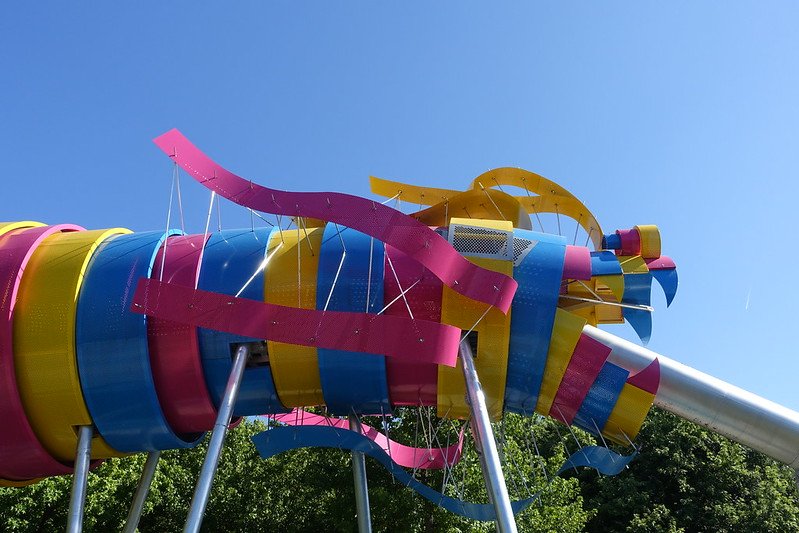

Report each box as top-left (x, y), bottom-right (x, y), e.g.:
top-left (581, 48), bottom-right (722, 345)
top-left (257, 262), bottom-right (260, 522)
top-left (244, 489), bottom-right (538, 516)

top-left (535, 309), bottom-right (587, 416)
top-left (635, 225), bottom-right (661, 259)
top-left (14, 228), bottom-right (131, 461)
top-left (469, 168), bottom-right (603, 248)
top-left (370, 176), bottom-right (459, 206)
top-left (0, 221), bottom-right (44, 239)
top-left (561, 276), bottom-right (625, 326)
top-left (438, 219), bottom-right (513, 421)
top-left (602, 384), bottom-right (655, 444)
top-left (264, 226), bottom-right (326, 407)
top-left (411, 189), bottom-right (532, 229)
top-left (618, 255), bottom-right (649, 274)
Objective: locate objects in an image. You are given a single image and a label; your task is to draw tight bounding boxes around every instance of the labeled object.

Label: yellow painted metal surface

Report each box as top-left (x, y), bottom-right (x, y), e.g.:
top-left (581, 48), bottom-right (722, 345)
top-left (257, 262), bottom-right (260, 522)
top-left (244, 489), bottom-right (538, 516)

top-left (412, 189), bottom-right (531, 229)
top-left (438, 219), bottom-right (513, 421)
top-left (470, 168), bottom-right (603, 249)
top-left (618, 255), bottom-right (649, 274)
top-left (535, 309), bottom-right (587, 416)
top-left (264, 226), bottom-right (326, 407)
top-left (635, 225), bottom-right (661, 259)
top-left (0, 221), bottom-right (44, 239)
top-left (602, 384), bottom-right (655, 444)
top-left (370, 176), bottom-right (458, 206)
top-left (13, 228), bottom-right (130, 461)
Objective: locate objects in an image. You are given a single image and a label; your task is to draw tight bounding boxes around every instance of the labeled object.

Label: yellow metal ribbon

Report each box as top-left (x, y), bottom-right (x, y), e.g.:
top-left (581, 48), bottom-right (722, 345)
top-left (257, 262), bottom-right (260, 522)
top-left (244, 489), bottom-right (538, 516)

top-left (438, 219), bottom-right (513, 421)
top-left (264, 225), bottom-right (326, 407)
top-left (13, 228), bottom-right (131, 461)
top-left (535, 308), bottom-right (587, 416)
top-left (602, 384), bottom-right (655, 444)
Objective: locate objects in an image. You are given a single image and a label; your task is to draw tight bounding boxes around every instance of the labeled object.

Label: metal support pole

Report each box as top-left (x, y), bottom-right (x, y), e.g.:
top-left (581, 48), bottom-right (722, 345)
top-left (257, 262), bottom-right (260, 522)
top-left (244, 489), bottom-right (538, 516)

top-left (183, 344), bottom-right (249, 533)
top-left (459, 340), bottom-right (518, 533)
top-left (67, 425), bottom-right (94, 533)
top-left (349, 414), bottom-right (372, 532)
top-left (583, 325), bottom-right (799, 470)
top-left (123, 451), bottom-right (162, 533)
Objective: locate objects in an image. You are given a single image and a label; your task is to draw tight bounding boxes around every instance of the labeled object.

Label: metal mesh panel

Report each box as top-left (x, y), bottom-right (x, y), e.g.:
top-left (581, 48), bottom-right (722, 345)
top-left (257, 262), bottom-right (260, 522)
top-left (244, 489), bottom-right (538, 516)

top-left (448, 223), bottom-right (513, 260)
top-left (512, 237), bottom-right (536, 266)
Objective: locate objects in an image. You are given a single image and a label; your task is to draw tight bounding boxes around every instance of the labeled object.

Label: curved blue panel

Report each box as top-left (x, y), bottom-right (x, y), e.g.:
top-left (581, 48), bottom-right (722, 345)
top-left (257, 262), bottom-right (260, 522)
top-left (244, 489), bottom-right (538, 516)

top-left (197, 228), bottom-right (288, 416)
top-left (76, 230), bottom-right (202, 452)
top-left (573, 361), bottom-right (629, 434)
top-left (652, 268), bottom-right (678, 307)
top-left (590, 251), bottom-right (622, 277)
top-left (504, 229), bottom-right (566, 415)
top-left (622, 272), bottom-right (653, 343)
top-left (557, 445), bottom-right (637, 476)
top-left (316, 225), bottom-right (390, 415)
top-left (253, 425), bottom-right (632, 521)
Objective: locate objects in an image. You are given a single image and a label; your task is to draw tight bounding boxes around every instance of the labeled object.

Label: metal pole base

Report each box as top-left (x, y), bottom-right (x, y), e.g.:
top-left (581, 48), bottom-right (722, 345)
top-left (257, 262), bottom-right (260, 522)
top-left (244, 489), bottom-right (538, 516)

top-left (67, 425), bottom-right (94, 533)
top-left (183, 344), bottom-right (250, 533)
top-left (459, 340), bottom-right (518, 533)
top-left (123, 451), bottom-right (161, 533)
top-left (349, 415), bottom-right (372, 532)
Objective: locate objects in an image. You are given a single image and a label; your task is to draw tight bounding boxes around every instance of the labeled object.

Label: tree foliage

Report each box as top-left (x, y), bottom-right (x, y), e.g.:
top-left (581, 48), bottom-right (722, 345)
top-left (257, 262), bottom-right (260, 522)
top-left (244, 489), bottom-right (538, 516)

top-left (0, 408), bottom-right (796, 532)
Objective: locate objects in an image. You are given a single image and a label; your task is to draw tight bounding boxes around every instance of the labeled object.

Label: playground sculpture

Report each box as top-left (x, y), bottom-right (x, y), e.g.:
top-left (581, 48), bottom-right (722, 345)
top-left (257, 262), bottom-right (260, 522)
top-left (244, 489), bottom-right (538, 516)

top-left (0, 130), bottom-right (797, 532)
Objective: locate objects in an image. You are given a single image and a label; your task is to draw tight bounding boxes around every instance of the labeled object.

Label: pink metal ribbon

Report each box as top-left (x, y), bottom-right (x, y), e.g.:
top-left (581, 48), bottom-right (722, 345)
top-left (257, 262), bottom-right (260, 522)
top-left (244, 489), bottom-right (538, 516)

top-left (0, 224), bottom-right (83, 478)
top-left (550, 334), bottom-right (612, 425)
top-left (626, 358), bottom-right (660, 394)
top-left (383, 244), bottom-right (442, 406)
top-left (131, 279), bottom-right (460, 367)
top-left (153, 129), bottom-right (517, 313)
top-left (271, 409), bottom-right (465, 469)
top-left (562, 245), bottom-right (592, 280)
top-left (148, 234), bottom-right (217, 434)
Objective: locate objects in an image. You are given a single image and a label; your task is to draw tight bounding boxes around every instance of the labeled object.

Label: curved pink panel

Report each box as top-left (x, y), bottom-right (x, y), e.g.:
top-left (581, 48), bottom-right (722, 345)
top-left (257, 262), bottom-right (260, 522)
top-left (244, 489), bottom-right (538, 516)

top-left (645, 256), bottom-right (676, 270)
top-left (132, 279), bottom-right (461, 367)
top-left (149, 234), bottom-right (217, 434)
top-left (627, 358), bottom-right (660, 394)
top-left (562, 245), bottom-right (592, 280)
top-left (153, 129), bottom-right (517, 314)
top-left (616, 228), bottom-right (641, 256)
top-left (272, 409), bottom-right (464, 469)
top-left (0, 224), bottom-right (84, 479)
top-left (550, 334), bottom-right (611, 425)
top-left (383, 244), bottom-right (442, 406)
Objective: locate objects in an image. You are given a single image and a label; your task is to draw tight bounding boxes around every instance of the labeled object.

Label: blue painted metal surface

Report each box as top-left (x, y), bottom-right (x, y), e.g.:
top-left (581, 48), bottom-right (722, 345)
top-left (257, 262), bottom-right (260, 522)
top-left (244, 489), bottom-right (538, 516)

top-left (197, 228), bottom-right (288, 416)
top-left (573, 361), bottom-right (629, 435)
top-left (76, 230), bottom-right (201, 452)
top-left (316, 225), bottom-right (390, 415)
top-left (504, 229), bottom-right (566, 415)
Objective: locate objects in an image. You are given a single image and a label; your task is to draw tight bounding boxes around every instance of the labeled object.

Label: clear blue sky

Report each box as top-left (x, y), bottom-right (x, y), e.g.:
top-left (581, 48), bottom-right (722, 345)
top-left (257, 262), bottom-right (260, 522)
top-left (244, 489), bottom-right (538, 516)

top-left (2, 3), bottom-right (798, 410)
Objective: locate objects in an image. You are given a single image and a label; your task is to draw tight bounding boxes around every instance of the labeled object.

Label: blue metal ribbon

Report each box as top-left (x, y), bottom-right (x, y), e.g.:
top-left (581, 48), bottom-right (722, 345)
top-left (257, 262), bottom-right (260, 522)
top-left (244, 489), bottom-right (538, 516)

top-left (316, 225), bottom-right (390, 415)
top-left (76, 230), bottom-right (202, 452)
top-left (253, 425), bottom-right (636, 521)
top-left (197, 228), bottom-right (288, 416)
top-left (504, 230), bottom-right (567, 415)
top-left (651, 268), bottom-right (678, 307)
top-left (589, 251), bottom-right (623, 277)
top-left (573, 361), bottom-right (629, 435)
top-left (622, 272), bottom-right (653, 343)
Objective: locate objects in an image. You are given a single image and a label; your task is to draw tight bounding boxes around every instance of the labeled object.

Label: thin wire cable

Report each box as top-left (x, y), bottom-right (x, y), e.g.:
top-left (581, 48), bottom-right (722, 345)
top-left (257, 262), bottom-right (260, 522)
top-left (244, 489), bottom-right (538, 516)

top-left (158, 172), bottom-right (176, 283)
top-left (573, 214), bottom-right (582, 245)
top-left (235, 241), bottom-right (283, 297)
top-left (174, 164), bottom-right (186, 233)
top-left (385, 253), bottom-right (414, 319)
top-left (203, 191), bottom-right (216, 238)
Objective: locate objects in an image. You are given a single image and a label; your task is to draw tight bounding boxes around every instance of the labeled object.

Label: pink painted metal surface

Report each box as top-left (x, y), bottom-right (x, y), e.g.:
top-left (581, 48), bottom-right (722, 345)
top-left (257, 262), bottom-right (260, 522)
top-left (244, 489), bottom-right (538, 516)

top-left (550, 334), bottom-right (612, 425)
top-left (0, 224), bottom-right (83, 478)
top-left (149, 234), bottom-right (217, 434)
top-left (645, 256), bottom-right (676, 270)
top-left (626, 358), bottom-right (660, 394)
top-left (383, 244), bottom-right (442, 405)
top-left (562, 245), bottom-right (592, 280)
top-left (153, 129), bottom-right (517, 313)
top-left (132, 279), bottom-right (461, 366)
top-left (272, 409), bottom-right (465, 469)
top-left (616, 228), bottom-right (641, 256)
